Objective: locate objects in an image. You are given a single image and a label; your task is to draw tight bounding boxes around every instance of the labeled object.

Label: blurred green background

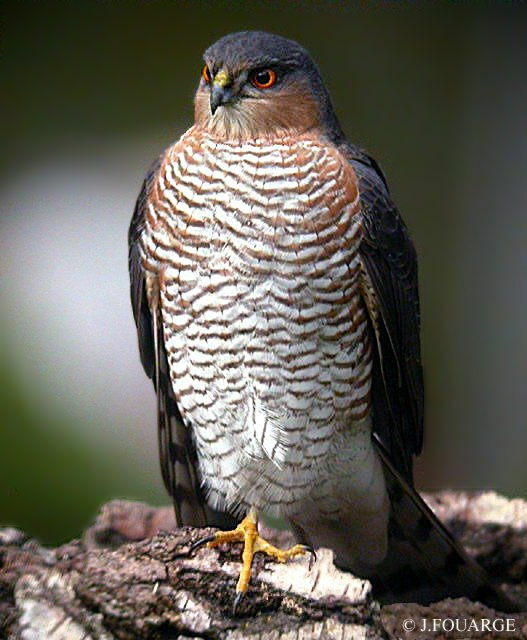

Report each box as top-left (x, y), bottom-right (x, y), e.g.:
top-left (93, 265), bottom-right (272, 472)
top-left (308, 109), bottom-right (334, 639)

top-left (1, 2), bottom-right (526, 546)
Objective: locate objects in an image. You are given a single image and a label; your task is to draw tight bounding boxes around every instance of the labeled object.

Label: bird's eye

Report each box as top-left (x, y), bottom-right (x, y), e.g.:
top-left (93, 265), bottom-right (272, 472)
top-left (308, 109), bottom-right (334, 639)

top-left (251, 69), bottom-right (277, 89)
top-left (202, 65), bottom-right (211, 84)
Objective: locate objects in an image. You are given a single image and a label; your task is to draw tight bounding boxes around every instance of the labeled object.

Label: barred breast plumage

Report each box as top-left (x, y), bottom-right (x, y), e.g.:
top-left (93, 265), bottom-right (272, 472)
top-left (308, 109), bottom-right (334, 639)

top-left (139, 126), bottom-right (381, 521)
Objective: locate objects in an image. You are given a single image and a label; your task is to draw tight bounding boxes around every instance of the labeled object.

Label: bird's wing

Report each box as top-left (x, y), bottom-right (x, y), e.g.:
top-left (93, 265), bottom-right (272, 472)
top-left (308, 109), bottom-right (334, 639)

top-left (128, 156), bottom-right (209, 527)
top-left (344, 144), bottom-right (424, 482)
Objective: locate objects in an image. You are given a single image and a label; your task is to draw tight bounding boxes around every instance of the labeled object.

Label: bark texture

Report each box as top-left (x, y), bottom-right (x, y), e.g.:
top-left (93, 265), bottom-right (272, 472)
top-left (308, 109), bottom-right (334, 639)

top-left (1, 491), bottom-right (527, 639)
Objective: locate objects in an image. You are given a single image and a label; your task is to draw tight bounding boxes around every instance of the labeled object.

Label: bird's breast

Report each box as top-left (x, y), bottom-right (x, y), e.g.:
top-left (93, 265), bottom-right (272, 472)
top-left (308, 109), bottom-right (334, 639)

top-left (141, 127), bottom-right (374, 514)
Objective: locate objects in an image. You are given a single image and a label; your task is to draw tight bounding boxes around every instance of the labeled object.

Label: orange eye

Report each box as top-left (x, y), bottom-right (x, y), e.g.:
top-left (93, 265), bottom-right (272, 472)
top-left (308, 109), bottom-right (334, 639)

top-left (251, 68), bottom-right (277, 89)
top-left (202, 65), bottom-right (211, 84)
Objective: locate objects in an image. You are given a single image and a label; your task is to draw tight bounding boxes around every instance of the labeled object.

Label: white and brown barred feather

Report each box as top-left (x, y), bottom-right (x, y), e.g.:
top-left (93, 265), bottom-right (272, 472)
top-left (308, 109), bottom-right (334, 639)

top-left (128, 158), bottom-right (234, 529)
top-left (134, 130), bottom-right (371, 520)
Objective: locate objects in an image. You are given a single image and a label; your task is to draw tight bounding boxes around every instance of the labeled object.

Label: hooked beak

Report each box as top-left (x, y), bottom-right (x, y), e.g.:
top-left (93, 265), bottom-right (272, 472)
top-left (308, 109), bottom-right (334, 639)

top-left (210, 70), bottom-right (235, 115)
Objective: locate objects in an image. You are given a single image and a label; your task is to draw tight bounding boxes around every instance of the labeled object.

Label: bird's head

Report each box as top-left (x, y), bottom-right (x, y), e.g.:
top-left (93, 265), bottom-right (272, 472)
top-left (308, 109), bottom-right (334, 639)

top-left (194, 31), bottom-right (342, 141)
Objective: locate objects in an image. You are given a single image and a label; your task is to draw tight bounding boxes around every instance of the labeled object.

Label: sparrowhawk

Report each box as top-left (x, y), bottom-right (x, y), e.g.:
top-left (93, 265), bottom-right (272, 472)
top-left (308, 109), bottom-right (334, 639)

top-left (129, 31), bottom-right (517, 612)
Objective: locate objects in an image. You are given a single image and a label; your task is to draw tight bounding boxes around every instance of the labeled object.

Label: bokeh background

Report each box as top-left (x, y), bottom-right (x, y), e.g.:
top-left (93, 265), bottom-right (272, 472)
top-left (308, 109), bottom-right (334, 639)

top-left (2, 2), bottom-right (526, 546)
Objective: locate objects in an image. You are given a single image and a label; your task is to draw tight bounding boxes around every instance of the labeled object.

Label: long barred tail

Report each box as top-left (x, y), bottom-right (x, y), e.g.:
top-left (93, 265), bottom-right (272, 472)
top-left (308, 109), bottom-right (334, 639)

top-left (351, 438), bottom-right (520, 612)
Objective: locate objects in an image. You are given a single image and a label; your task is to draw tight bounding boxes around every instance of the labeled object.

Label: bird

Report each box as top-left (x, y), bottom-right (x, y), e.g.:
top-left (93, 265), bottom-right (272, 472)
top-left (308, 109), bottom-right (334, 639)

top-left (128, 30), bottom-right (517, 613)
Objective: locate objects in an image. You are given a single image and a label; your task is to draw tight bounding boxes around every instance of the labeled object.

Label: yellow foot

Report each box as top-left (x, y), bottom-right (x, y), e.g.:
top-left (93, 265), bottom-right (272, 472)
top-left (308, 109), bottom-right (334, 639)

top-left (190, 507), bottom-right (314, 615)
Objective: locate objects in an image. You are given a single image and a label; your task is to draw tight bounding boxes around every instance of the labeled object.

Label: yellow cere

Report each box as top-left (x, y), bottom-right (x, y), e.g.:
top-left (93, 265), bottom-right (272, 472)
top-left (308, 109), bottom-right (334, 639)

top-left (213, 70), bottom-right (230, 88)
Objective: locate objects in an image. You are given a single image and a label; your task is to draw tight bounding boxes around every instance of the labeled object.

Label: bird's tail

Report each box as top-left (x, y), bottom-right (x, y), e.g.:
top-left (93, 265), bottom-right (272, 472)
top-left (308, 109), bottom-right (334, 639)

top-left (350, 438), bottom-right (520, 612)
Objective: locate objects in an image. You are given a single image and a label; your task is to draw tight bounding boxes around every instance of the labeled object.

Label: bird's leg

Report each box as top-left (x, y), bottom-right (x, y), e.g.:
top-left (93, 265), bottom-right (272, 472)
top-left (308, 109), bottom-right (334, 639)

top-left (191, 506), bottom-right (312, 613)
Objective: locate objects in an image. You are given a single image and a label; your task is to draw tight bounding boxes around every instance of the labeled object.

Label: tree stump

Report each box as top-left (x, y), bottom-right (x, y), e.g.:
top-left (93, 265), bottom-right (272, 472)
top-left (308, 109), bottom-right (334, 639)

top-left (1, 492), bottom-right (526, 639)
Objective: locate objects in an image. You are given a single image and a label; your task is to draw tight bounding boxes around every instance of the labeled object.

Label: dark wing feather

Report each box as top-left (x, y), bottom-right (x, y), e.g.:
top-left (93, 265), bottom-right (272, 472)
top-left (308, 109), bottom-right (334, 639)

top-left (128, 158), bottom-right (210, 527)
top-left (344, 144), bottom-right (424, 482)
top-left (128, 159), bottom-right (159, 380)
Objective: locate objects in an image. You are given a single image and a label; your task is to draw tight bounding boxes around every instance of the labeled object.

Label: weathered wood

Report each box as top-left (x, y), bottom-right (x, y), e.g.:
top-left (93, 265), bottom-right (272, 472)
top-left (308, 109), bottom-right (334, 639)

top-left (1, 492), bottom-right (526, 639)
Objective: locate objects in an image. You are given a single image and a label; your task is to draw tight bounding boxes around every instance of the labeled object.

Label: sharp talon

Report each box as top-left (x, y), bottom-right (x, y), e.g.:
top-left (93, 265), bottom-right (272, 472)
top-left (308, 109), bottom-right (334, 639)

top-left (233, 591), bottom-right (244, 616)
top-left (299, 544), bottom-right (316, 569)
top-left (189, 534), bottom-right (216, 555)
